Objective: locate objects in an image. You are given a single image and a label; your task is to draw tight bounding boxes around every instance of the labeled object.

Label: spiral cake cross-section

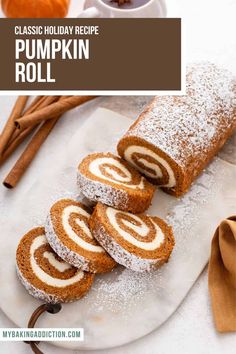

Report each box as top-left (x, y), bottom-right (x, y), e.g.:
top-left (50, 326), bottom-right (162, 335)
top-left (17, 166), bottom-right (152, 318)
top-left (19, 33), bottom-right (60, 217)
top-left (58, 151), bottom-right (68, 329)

top-left (89, 203), bottom-right (175, 272)
top-left (77, 152), bottom-right (155, 213)
top-left (45, 199), bottom-right (116, 273)
top-left (16, 227), bottom-right (94, 304)
top-left (117, 62), bottom-right (236, 196)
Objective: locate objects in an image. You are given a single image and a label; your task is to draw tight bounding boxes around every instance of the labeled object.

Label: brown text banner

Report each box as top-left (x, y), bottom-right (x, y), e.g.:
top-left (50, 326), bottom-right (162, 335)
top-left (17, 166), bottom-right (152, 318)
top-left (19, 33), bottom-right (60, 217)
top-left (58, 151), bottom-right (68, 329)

top-left (0, 18), bottom-right (181, 92)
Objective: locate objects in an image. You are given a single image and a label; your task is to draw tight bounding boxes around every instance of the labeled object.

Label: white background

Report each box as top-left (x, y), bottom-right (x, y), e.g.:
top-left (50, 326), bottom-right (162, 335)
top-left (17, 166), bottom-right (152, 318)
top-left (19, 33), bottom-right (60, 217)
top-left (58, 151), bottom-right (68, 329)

top-left (0, 0), bottom-right (236, 353)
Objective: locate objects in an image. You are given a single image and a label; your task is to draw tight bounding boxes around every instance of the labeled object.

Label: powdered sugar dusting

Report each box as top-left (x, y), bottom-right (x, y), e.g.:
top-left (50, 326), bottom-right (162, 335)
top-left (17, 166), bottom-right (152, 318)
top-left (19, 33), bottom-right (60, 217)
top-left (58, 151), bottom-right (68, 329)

top-left (166, 158), bottom-right (223, 254)
top-left (16, 265), bottom-right (62, 304)
top-left (45, 215), bottom-right (90, 271)
top-left (85, 158), bottom-right (228, 315)
top-left (126, 62), bottom-right (236, 168)
top-left (85, 266), bottom-right (164, 314)
top-left (92, 222), bottom-right (160, 272)
top-left (77, 171), bottom-right (130, 210)
top-left (77, 153), bottom-right (155, 213)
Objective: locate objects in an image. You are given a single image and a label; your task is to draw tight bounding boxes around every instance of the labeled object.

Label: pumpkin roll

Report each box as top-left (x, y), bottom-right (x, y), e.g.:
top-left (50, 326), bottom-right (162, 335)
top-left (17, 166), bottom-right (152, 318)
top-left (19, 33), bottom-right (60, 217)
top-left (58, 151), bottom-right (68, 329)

top-left (89, 203), bottom-right (175, 272)
top-left (77, 152), bottom-right (155, 213)
top-left (45, 199), bottom-right (116, 273)
top-left (16, 227), bottom-right (94, 304)
top-left (117, 62), bottom-right (236, 196)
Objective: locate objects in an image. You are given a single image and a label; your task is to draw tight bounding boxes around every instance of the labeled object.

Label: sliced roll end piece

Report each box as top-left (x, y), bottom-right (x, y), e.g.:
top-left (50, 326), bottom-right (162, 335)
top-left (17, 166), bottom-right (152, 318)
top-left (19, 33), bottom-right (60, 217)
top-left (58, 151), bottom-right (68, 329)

top-left (117, 137), bottom-right (185, 196)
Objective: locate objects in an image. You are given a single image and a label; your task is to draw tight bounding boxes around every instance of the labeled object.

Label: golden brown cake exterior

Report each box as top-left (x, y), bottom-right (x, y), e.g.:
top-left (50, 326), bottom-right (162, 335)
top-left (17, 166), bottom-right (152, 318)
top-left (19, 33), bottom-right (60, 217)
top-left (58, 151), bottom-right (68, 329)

top-left (77, 152), bottom-right (156, 213)
top-left (89, 203), bottom-right (175, 272)
top-left (117, 62), bottom-right (236, 196)
top-left (16, 227), bottom-right (94, 304)
top-left (45, 199), bottom-right (116, 273)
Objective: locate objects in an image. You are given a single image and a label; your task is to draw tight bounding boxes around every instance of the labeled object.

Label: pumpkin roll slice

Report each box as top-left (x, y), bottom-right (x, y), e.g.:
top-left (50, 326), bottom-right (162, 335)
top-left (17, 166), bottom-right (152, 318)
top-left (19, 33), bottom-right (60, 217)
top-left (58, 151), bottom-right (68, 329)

top-left (89, 203), bottom-right (175, 272)
top-left (45, 199), bottom-right (116, 273)
top-left (16, 227), bottom-right (94, 304)
top-left (77, 152), bottom-right (155, 213)
top-left (117, 62), bottom-right (236, 196)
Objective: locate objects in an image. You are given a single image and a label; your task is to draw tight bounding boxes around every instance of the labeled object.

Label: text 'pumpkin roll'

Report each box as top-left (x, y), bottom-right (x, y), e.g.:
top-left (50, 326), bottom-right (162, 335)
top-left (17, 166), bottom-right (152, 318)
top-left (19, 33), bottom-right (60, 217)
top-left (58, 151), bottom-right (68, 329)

top-left (117, 62), bottom-right (236, 196)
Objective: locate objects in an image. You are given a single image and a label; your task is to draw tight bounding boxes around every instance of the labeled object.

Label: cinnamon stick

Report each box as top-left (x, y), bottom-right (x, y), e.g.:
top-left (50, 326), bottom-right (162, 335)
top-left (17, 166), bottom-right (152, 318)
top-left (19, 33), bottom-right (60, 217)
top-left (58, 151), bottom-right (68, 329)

top-left (25, 96), bottom-right (45, 114)
top-left (3, 117), bottom-right (60, 189)
top-left (14, 96), bottom-right (59, 135)
top-left (15, 96), bottom-right (96, 130)
top-left (0, 97), bottom-right (60, 165)
top-left (0, 96), bottom-right (28, 156)
top-left (7, 96), bottom-right (45, 145)
top-left (27, 96), bottom-right (59, 114)
top-left (0, 126), bottom-right (36, 167)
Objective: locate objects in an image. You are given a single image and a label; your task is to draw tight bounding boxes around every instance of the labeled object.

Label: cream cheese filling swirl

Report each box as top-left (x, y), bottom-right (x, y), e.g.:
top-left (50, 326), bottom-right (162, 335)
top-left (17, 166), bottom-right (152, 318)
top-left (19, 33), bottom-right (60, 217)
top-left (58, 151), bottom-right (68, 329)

top-left (89, 157), bottom-right (145, 189)
top-left (30, 235), bottom-right (84, 287)
top-left (123, 145), bottom-right (176, 188)
top-left (62, 205), bottom-right (104, 253)
top-left (106, 207), bottom-right (165, 251)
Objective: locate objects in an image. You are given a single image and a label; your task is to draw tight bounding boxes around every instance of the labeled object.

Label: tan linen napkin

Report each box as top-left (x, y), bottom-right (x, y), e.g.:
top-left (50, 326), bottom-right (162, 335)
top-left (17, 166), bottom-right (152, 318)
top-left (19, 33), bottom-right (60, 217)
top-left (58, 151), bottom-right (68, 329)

top-left (208, 216), bottom-right (236, 332)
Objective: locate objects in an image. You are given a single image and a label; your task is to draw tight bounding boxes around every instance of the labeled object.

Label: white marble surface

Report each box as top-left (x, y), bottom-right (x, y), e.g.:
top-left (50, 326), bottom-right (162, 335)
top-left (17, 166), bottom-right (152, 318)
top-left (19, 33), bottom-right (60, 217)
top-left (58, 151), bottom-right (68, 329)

top-left (1, 107), bottom-right (236, 352)
top-left (0, 0), bottom-right (236, 353)
top-left (0, 269), bottom-right (236, 354)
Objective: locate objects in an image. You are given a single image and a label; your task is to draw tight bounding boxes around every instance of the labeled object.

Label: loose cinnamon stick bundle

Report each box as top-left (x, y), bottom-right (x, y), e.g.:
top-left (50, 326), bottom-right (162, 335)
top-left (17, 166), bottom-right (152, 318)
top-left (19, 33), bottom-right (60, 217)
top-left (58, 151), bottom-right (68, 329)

top-left (15, 96), bottom-right (96, 130)
top-left (14, 95), bottom-right (59, 133)
top-left (0, 96), bottom-right (60, 166)
top-left (0, 96), bottom-right (28, 156)
top-left (3, 117), bottom-right (60, 189)
top-left (3, 95), bottom-right (97, 188)
top-left (24, 96), bottom-right (43, 114)
top-left (7, 96), bottom-right (45, 145)
top-left (0, 126), bottom-right (37, 167)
